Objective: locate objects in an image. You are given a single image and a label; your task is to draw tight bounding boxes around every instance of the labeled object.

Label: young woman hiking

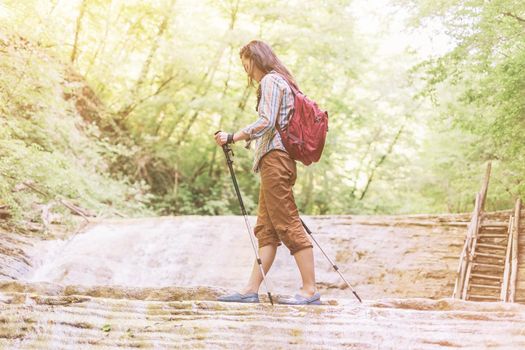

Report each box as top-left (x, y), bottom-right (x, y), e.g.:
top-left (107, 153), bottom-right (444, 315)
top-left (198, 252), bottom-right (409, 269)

top-left (214, 40), bottom-right (321, 305)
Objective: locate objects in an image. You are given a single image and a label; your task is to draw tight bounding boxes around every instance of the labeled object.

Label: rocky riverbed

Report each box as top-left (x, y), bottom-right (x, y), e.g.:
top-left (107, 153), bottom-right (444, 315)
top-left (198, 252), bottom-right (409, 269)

top-left (1, 214), bottom-right (524, 349)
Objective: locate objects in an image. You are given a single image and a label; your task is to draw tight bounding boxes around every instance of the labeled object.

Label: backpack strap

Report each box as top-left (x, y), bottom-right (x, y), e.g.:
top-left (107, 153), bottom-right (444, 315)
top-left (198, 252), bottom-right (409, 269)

top-left (273, 73), bottom-right (296, 134)
top-left (273, 72), bottom-right (301, 97)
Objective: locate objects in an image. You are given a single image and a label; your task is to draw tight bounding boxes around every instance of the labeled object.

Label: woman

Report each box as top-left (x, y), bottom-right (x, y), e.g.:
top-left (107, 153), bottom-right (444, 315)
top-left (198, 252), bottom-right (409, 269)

top-left (214, 40), bottom-right (320, 305)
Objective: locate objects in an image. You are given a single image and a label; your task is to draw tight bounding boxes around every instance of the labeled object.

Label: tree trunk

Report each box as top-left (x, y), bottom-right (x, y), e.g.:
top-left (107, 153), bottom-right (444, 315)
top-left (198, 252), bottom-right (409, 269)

top-left (84, 0), bottom-right (115, 78)
top-left (171, 0), bottom-right (240, 146)
top-left (350, 130), bottom-right (379, 197)
top-left (208, 45), bottom-right (238, 178)
top-left (359, 125), bottom-right (404, 200)
top-left (117, 0), bottom-right (176, 121)
top-left (132, 1), bottom-right (174, 95)
top-left (71, 0), bottom-right (89, 63)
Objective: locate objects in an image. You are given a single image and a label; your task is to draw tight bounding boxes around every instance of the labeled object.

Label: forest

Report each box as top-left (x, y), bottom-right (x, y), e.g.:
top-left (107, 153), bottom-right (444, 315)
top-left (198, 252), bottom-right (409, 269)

top-left (0, 0), bottom-right (524, 232)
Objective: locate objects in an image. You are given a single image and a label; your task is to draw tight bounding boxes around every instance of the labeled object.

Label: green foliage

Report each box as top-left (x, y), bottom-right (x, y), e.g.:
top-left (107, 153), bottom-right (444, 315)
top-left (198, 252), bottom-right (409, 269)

top-left (1, 0), bottom-right (523, 222)
top-left (404, 0), bottom-right (525, 208)
top-left (0, 32), bottom-right (152, 232)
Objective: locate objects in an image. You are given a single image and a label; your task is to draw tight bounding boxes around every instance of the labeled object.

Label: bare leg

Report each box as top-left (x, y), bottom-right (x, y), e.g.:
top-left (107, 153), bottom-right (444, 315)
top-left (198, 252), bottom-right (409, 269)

top-left (293, 247), bottom-right (317, 297)
top-left (241, 244), bottom-right (278, 294)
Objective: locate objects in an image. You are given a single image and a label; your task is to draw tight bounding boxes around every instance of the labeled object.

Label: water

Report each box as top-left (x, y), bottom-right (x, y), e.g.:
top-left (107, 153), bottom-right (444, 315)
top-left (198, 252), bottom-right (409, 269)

top-left (2, 215), bottom-right (525, 349)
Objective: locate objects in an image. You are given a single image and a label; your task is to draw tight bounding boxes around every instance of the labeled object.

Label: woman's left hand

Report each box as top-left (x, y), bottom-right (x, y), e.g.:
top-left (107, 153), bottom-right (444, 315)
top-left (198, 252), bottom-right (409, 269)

top-left (214, 131), bottom-right (229, 146)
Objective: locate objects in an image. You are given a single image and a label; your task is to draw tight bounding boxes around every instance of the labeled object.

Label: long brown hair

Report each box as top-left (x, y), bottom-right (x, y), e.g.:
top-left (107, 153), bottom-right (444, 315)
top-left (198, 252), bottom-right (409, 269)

top-left (239, 40), bottom-right (298, 110)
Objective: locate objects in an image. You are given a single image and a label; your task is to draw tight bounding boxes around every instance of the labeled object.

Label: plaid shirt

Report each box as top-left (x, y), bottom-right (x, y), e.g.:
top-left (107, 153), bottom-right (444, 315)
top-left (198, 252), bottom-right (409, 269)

top-left (242, 71), bottom-right (294, 174)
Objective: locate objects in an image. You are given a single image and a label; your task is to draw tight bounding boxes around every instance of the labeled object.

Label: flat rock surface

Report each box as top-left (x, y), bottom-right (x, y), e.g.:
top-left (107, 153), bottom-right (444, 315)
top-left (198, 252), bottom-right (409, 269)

top-left (1, 214), bottom-right (524, 349)
top-left (16, 215), bottom-right (469, 299)
top-left (1, 282), bottom-right (525, 349)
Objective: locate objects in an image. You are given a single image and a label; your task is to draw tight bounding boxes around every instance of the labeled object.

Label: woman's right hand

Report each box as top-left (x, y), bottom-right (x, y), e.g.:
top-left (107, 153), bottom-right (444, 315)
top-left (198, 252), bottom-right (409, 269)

top-left (214, 131), bottom-right (229, 146)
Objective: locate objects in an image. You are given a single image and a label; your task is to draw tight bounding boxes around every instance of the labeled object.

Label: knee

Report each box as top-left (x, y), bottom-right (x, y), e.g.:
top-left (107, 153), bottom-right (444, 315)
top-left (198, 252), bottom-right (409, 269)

top-left (254, 226), bottom-right (282, 248)
top-left (275, 225), bottom-right (313, 256)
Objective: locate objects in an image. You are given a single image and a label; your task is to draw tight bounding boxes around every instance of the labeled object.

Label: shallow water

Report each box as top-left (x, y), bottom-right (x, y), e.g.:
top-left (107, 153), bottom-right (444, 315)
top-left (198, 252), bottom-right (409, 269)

top-left (1, 214), bottom-right (524, 349)
top-left (20, 215), bottom-right (466, 301)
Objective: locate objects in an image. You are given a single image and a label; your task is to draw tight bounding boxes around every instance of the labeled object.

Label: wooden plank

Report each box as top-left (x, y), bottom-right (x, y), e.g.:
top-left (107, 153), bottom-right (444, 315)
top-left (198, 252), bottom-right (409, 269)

top-left (453, 240), bottom-right (469, 298)
top-left (478, 237), bottom-right (508, 242)
top-left (478, 233), bottom-right (508, 238)
top-left (470, 281), bottom-right (501, 288)
top-left (469, 284), bottom-right (501, 290)
top-left (472, 263), bottom-right (504, 270)
top-left (462, 193), bottom-right (483, 300)
top-left (480, 222), bottom-right (509, 228)
top-left (453, 193), bottom-right (482, 299)
top-left (474, 252), bottom-right (506, 259)
top-left (479, 162), bottom-right (491, 211)
top-left (477, 243), bottom-right (507, 250)
top-left (501, 216), bottom-right (514, 302)
top-left (468, 294), bottom-right (500, 301)
top-left (509, 199), bottom-right (521, 302)
top-left (471, 273), bottom-right (502, 281)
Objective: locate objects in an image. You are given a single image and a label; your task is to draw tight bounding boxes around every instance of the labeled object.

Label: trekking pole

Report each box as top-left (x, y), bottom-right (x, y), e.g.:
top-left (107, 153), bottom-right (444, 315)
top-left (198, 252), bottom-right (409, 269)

top-left (214, 131), bottom-right (274, 305)
top-left (300, 218), bottom-right (363, 303)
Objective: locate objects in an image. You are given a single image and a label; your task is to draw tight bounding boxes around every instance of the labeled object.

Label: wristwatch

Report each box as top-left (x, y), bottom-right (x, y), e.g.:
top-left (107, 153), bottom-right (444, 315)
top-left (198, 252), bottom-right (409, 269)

top-left (227, 133), bottom-right (235, 144)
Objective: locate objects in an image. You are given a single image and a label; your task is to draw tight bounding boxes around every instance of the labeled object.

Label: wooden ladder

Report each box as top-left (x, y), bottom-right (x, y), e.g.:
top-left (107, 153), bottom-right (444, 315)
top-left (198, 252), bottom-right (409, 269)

top-left (452, 162), bottom-right (522, 302)
top-left (453, 163), bottom-right (491, 299)
top-left (463, 219), bottom-right (511, 301)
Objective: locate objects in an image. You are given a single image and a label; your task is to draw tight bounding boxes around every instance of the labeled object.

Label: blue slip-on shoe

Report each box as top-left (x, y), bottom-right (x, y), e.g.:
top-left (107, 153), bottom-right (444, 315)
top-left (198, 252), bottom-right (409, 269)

top-left (216, 292), bottom-right (260, 303)
top-left (278, 292), bottom-right (322, 305)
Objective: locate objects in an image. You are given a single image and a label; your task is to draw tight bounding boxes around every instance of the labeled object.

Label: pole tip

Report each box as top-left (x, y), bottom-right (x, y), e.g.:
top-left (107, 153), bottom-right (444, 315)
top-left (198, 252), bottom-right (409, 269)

top-left (353, 291), bottom-right (363, 303)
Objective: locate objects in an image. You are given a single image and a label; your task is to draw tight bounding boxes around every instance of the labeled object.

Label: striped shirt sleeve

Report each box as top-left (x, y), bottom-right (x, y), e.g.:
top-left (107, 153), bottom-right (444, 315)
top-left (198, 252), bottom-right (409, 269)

top-left (241, 74), bottom-right (283, 141)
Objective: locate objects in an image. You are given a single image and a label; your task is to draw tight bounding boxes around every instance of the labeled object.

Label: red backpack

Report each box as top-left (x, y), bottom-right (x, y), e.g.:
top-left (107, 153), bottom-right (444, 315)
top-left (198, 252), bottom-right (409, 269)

top-left (275, 74), bottom-right (329, 166)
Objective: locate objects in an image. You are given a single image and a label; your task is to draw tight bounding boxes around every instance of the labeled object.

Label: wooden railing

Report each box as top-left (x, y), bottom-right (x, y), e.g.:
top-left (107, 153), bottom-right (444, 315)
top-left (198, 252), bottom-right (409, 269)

top-left (508, 199), bottom-right (521, 302)
top-left (452, 163), bottom-right (491, 299)
top-left (452, 160), bottom-right (522, 302)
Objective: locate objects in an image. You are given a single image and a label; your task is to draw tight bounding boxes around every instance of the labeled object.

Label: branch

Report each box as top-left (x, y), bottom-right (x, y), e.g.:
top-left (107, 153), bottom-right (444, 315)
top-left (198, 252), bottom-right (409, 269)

top-left (25, 182), bottom-right (92, 222)
top-left (116, 74), bottom-right (181, 120)
top-left (359, 125), bottom-right (405, 201)
top-left (503, 12), bottom-right (525, 24)
top-left (4, 175), bottom-right (93, 223)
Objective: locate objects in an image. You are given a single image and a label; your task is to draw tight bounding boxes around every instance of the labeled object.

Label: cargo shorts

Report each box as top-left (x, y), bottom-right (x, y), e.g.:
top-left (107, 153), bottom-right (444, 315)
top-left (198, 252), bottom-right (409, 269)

top-left (253, 149), bottom-right (314, 255)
